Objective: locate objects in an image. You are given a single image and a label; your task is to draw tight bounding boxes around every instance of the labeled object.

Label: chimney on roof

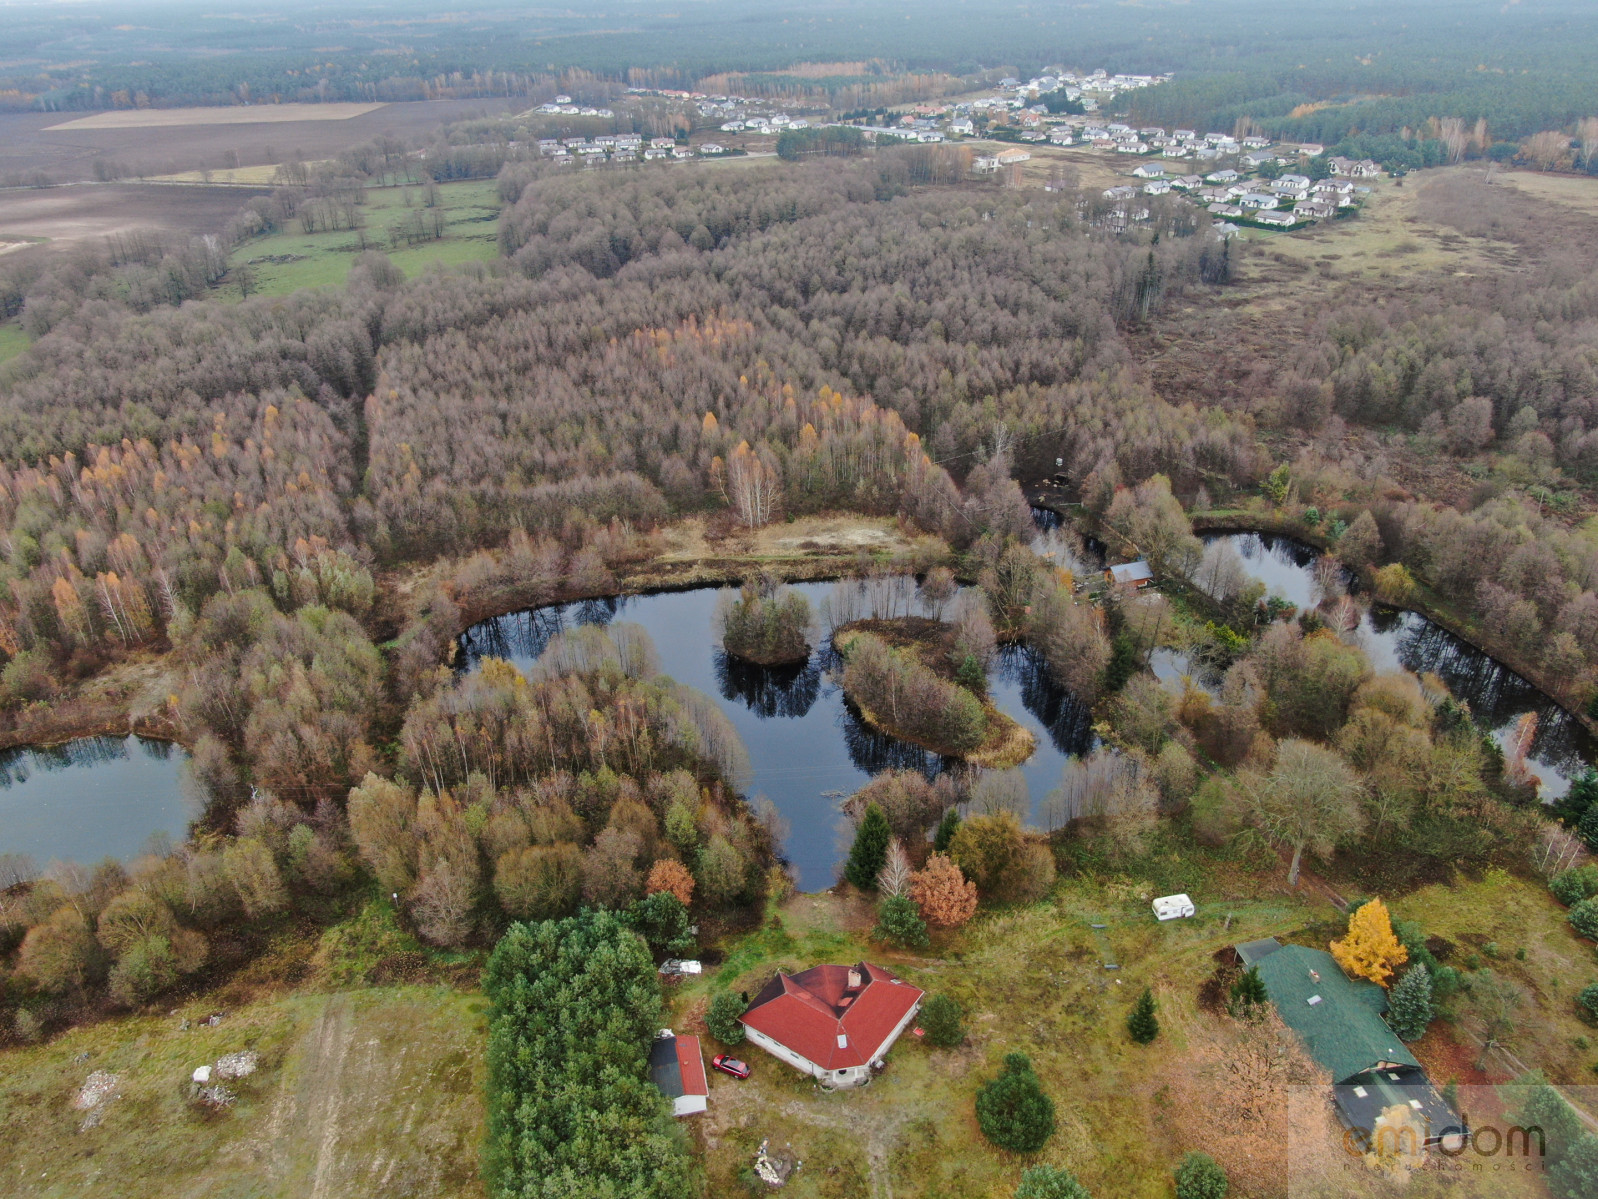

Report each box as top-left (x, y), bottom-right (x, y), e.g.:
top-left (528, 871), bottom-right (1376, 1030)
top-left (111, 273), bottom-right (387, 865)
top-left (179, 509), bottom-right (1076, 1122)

top-left (847, 969), bottom-right (862, 989)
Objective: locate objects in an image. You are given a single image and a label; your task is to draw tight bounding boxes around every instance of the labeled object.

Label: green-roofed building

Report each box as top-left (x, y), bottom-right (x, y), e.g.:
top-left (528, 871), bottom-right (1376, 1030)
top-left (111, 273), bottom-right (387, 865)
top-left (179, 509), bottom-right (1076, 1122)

top-left (1237, 938), bottom-right (1465, 1151)
top-left (1243, 938), bottom-right (1415, 1081)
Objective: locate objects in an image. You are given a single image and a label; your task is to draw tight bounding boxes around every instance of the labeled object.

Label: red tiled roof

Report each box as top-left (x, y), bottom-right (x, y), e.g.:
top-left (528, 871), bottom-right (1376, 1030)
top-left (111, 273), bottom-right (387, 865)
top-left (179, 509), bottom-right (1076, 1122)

top-left (740, 962), bottom-right (924, 1070)
top-left (675, 1035), bottom-right (707, 1097)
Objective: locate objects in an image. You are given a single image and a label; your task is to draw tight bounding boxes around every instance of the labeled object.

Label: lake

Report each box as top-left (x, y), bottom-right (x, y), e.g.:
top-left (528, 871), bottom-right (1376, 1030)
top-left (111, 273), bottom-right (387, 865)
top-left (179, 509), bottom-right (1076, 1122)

top-left (457, 583), bottom-right (1095, 891)
top-left (0, 735), bottom-right (199, 872)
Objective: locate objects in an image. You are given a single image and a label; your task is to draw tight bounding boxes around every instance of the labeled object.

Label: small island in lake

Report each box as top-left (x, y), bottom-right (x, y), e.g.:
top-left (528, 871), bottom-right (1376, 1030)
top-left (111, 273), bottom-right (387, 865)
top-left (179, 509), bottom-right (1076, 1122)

top-left (715, 577), bottom-right (814, 666)
top-left (833, 617), bottom-right (1034, 768)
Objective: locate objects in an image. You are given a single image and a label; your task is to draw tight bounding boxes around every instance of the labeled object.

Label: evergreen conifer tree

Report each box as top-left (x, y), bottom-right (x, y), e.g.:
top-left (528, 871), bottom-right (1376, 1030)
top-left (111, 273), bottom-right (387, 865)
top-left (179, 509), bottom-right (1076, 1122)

top-left (845, 802), bottom-right (892, 889)
top-left (1015, 1164), bottom-right (1092, 1198)
top-left (1387, 963), bottom-right (1434, 1041)
top-left (1173, 1152), bottom-right (1228, 1199)
top-left (1228, 964), bottom-right (1269, 1020)
top-left (976, 1052), bottom-right (1056, 1152)
top-left (1128, 987), bottom-right (1160, 1044)
top-left (1580, 804), bottom-right (1598, 854)
top-left (933, 808), bottom-right (962, 854)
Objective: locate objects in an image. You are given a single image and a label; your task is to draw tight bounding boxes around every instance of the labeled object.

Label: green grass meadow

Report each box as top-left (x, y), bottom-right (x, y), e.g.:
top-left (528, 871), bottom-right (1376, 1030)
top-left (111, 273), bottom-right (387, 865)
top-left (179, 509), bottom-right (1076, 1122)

top-left (230, 179), bottom-right (502, 297)
top-left (0, 321), bottom-right (31, 367)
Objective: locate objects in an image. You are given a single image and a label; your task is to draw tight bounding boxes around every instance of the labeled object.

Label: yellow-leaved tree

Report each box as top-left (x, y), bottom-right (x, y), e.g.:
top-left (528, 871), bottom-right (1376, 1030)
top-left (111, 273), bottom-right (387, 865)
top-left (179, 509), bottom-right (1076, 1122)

top-left (1330, 898), bottom-right (1408, 986)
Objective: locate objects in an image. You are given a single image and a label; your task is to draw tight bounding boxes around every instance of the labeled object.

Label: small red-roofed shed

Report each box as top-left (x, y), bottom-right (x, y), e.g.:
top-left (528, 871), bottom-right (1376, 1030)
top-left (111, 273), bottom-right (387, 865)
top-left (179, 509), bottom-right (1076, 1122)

top-left (739, 962), bottom-right (924, 1088)
top-left (651, 1031), bottom-right (708, 1116)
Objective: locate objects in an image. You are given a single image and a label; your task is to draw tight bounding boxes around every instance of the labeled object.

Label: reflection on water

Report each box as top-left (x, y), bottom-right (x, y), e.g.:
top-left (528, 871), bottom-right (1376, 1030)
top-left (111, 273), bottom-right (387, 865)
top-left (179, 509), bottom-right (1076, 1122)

top-left (715, 653), bottom-right (822, 720)
top-left (1205, 532), bottom-right (1595, 800)
top-left (1202, 530), bottom-right (1349, 611)
top-left (0, 735), bottom-right (198, 867)
top-left (1148, 648), bottom-right (1223, 697)
top-left (457, 581), bottom-right (1096, 890)
top-left (996, 644), bottom-right (1095, 757)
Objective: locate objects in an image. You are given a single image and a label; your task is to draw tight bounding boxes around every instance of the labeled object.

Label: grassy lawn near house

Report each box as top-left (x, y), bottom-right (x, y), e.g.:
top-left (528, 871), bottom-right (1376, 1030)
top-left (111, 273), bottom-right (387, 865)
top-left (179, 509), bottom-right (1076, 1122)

top-left (678, 836), bottom-right (1597, 1198)
top-left (228, 178), bottom-right (501, 297)
top-left (0, 321), bottom-right (30, 366)
top-left (1391, 867), bottom-right (1598, 1089)
top-left (678, 835), bottom-right (1329, 1198)
top-left (0, 980), bottom-right (487, 1199)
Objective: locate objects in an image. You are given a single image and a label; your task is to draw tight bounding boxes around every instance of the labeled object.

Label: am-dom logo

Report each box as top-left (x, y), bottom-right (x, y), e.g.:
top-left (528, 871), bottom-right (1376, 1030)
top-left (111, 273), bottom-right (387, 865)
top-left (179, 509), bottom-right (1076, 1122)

top-left (1287, 1084), bottom-right (1582, 1196)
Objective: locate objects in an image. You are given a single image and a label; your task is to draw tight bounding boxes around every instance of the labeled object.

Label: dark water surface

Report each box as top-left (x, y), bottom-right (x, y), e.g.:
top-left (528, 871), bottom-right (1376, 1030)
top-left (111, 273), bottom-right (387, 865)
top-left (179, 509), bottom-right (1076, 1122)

top-left (0, 735), bottom-right (198, 868)
top-left (1207, 531), bottom-right (1596, 799)
top-left (458, 582), bottom-right (1094, 890)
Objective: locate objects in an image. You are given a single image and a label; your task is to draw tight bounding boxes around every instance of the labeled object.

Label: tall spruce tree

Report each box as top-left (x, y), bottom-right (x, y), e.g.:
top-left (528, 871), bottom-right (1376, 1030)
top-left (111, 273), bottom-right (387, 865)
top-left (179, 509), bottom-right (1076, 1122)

top-left (1387, 963), bottom-right (1435, 1041)
top-left (845, 802), bottom-right (892, 889)
top-left (1124, 991), bottom-right (1163, 1048)
top-left (1128, 987), bottom-right (1160, 1044)
top-left (976, 1052), bottom-right (1056, 1152)
top-left (933, 808), bottom-right (962, 854)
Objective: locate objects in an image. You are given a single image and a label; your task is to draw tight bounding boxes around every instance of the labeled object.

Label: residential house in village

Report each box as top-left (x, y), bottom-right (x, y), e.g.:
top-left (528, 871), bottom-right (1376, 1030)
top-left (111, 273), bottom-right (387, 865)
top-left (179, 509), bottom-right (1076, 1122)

top-left (1131, 162), bottom-right (1166, 178)
top-left (1329, 157), bottom-right (1383, 178)
top-left (1252, 210), bottom-right (1301, 228)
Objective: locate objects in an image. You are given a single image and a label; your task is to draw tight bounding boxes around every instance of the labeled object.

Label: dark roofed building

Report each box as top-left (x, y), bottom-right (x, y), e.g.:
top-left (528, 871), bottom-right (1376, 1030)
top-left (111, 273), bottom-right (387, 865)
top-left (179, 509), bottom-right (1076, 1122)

top-left (1240, 938), bottom-right (1466, 1149)
top-left (740, 962), bottom-right (924, 1088)
top-left (650, 1032), bottom-right (708, 1116)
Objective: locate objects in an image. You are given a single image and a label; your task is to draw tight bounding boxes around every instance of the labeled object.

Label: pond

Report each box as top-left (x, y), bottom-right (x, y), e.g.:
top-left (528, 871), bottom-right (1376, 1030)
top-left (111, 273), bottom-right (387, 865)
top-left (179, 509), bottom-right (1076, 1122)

top-left (0, 735), bottom-right (199, 872)
top-left (457, 583), bottom-right (1095, 891)
top-left (1205, 531), bottom-right (1597, 800)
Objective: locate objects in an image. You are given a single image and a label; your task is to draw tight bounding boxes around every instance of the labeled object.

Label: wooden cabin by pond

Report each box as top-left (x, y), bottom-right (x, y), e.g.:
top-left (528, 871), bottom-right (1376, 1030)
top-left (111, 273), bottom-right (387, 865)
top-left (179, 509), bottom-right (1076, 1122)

top-left (1105, 560), bottom-right (1154, 590)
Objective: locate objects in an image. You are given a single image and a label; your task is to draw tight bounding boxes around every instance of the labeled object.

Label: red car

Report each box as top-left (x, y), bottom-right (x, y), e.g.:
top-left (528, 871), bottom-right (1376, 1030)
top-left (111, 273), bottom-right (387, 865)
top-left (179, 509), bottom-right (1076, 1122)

top-left (711, 1054), bottom-right (750, 1079)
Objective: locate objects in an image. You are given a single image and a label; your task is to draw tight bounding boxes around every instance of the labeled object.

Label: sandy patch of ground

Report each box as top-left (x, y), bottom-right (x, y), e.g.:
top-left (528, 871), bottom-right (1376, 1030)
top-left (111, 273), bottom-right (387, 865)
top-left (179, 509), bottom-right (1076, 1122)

top-left (655, 513), bottom-right (915, 564)
top-left (46, 103), bottom-right (386, 131)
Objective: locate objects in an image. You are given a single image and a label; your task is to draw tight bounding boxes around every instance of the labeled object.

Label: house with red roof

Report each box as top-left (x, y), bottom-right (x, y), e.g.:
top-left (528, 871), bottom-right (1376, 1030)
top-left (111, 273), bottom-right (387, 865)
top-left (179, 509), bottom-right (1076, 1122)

top-left (650, 1031), bottom-right (708, 1116)
top-left (739, 962), bottom-right (924, 1088)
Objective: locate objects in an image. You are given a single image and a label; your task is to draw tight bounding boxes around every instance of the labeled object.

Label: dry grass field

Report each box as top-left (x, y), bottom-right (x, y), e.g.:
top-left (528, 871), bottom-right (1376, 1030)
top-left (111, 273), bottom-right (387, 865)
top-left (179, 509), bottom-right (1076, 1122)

top-left (0, 984), bottom-right (487, 1199)
top-left (672, 852), bottom-right (1595, 1198)
top-left (45, 103), bottom-right (387, 131)
top-left (1490, 166), bottom-right (1598, 216)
